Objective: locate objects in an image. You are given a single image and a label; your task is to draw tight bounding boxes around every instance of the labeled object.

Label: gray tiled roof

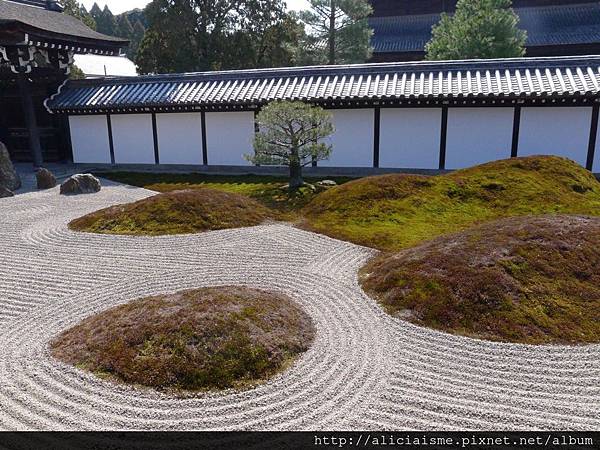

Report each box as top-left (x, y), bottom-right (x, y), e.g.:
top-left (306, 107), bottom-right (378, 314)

top-left (46, 55), bottom-right (600, 113)
top-left (0, 0), bottom-right (127, 45)
top-left (370, 3), bottom-right (600, 53)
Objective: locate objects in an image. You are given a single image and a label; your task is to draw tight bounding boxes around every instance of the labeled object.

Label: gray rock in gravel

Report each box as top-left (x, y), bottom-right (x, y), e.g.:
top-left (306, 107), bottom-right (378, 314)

top-left (36, 167), bottom-right (57, 190)
top-left (317, 180), bottom-right (337, 187)
top-left (0, 141), bottom-right (21, 191)
top-left (60, 174), bottom-right (101, 195)
top-left (0, 185), bottom-right (14, 198)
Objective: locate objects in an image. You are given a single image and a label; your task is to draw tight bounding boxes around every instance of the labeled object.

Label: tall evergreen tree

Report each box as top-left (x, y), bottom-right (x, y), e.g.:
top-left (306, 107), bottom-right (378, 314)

top-left (136, 0), bottom-right (302, 74)
top-left (89, 2), bottom-right (102, 21)
top-left (299, 0), bottom-right (373, 65)
top-left (129, 20), bottom-right (147, 59)
top-left (62, 0), bottom-right (96, 30)
top-left (115, 15), bottom-right (134, 39)
top-left (94, 5), bottom-right (117, 37)
top-left (425, 0), bottom-right (527, 60)
top-left (228, 2), bottom-right (305, 69)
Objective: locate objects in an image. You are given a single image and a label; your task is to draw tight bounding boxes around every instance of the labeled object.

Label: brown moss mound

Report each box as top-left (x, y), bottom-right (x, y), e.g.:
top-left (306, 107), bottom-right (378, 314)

top-left (69, 188), bottom-right (275, 235)
top-left (50, 286), bottom-right (315, 392)
top-left (361, 215), bottom-right (600, 345)
top-left (303, 156), bottom-right (600, 251)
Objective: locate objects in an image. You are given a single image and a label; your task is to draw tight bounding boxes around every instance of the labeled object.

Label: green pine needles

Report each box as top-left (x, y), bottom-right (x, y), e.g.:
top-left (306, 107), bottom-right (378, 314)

top-left (425, 0), bottom-right (527, 60)
top-left (247, 102), bottom-right (334, 189)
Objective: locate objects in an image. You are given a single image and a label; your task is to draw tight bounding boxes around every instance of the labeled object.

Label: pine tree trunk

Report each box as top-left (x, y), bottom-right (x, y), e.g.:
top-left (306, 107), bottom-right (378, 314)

top-left (328, 0), bottom-right (336, 65)
top-left (289, 161), bottom-right (303, 189)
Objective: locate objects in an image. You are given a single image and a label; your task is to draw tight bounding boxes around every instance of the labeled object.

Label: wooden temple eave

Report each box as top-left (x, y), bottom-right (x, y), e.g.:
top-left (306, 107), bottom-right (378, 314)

top-left (0, 0), bottom-right (129, 166)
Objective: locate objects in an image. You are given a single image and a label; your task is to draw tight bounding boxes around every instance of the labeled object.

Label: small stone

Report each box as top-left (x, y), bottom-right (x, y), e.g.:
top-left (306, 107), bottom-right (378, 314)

top-left (60, 174), bottom-right (101, 195)
top-left (0, 141), bottom-right (21, 191)
top-left (317, 180), bottom-right (337, 187)
top-left (36, 168), bottom-right (57, 190)
top-left (0, 185), bottom-right (14, 198)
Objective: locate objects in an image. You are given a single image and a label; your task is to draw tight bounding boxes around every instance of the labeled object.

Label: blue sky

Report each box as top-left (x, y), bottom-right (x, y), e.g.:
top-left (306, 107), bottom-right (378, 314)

top-left (81, 0), bottom-right (310, 15)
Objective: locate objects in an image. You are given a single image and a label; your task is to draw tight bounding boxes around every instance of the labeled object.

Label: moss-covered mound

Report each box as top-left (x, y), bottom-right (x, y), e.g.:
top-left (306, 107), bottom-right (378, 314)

top-left (361, 215), bottom-right (600, 345)
top-left (50, 287), bottom-right (315, 392)
top-left (303, 156), bottom-right (600, 251)
top-left (69, 189), bottom-right (276, 235)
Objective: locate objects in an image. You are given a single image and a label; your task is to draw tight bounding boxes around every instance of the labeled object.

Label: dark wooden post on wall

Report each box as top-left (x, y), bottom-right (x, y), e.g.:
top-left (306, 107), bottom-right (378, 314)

top-left (511, 106), bottom-right (522, 158)
top-left (201, 111), bottom-right (208, 165)
top-left (17, 74), bottom-right (43, 167)
top-left (587, 104), bottom-right (599, 171)
top-left (106, 115), bottom-right (116, 164)
top-left (438, 106), bottom-right (448, 170)
top-left (151, 113), bottom-right (160, 164)
top-left (373, 107), bottom-right (381, 168)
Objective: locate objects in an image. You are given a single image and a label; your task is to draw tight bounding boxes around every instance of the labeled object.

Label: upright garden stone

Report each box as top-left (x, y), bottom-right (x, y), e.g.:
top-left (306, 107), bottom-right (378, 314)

top-left (60, 174), bottom-right (101, 195)
top-left (36, 168), bottom-right (57, 190)
top-left (0, 141), bottom-right (21, 191)
top-left (0, 186), bottom-right (14, 198)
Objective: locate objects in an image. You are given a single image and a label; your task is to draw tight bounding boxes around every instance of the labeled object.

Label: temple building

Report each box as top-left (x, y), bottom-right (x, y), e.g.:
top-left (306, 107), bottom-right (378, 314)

top-left (0, 0), bottom-right (127, 165)
top-left (369, 0), bottom-right (600, 62)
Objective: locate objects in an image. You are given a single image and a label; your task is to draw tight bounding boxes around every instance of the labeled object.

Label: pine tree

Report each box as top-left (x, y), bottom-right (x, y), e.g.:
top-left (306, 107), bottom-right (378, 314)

top-left (62, 0), bottom-right (96, 30)
top-left (136, 0), bottom-right (302, 74)
top-left (128, 19), bottom-right (147, 59)
top-left (98, 6), bottom-right (117, 36)
top-left (299, 0), bottom-right (373, 65)
top-left (247, 102), bottom-right (334, 189)
top-left (89, 2), bottom-right (102, 21)
top-left (425, 0), bottom-right (527, 60)
top-left (115, 15), bottom-right (134, 39)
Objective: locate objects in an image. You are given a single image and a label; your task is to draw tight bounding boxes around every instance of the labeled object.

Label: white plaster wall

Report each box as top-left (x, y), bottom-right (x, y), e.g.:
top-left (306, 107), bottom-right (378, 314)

top-left (69, 115), bottom-right (111, 163)
top-left (205, 112), bottom-right (255, 166)
top-left (110, 114), bottom-right (155, 164)
top-left (446, 108), bottom-right (514, 169)
top-left (518, 107), bottom-right (592, 167)
top-left (379, 108), bottom-right (441, 169)
top-left (320, 109), bottom-right (374, 167)
top-left (156, 113), bottom-right (204, 165)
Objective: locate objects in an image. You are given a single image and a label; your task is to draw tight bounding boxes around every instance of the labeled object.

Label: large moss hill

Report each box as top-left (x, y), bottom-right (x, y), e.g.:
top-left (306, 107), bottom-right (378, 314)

top-left (69, 188), bottom-right (276, 236)
top-left (51, 287), bottom-right (315, 393)
top-left (360, 215), bottom-right (600, 345)
top-left (302, 156), bottom-right (600, 251)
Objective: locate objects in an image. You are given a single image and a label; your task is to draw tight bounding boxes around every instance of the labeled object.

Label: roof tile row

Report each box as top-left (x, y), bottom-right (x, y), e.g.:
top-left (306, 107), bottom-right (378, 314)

top-left (47, 56), bottom-right (600, 113)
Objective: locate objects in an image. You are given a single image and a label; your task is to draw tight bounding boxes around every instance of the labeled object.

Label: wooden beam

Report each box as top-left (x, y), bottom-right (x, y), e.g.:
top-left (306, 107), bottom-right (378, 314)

top-left (151, 113), bottom-right (160, 164)
top-left (17, 74), bottom-right (43, 167)
top-left (373, 107), bottom-right (381, 168)
top-left (106, 114), bottom-right (115, 164)
top-left (439, 106), bottom-right (448, 170)
top-left (586, 104), bottom-right (599, 171)
top-left (201, 111), bottom-right (208, 165)
top-left (511, 106), bottom-right (521, 158)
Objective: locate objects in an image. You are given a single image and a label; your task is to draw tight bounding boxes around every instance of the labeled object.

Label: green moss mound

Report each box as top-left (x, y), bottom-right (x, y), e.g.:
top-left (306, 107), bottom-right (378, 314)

top-left (96, 172), bottom-right (353, 217)
top-left (361, 215), bottom-right (600, 345)
top-left (50, 287), bottom-right (315, 392)
top-left (303, 156), bottom-right (600, 251)
top-left (69, 188), bottom-right (276, 235)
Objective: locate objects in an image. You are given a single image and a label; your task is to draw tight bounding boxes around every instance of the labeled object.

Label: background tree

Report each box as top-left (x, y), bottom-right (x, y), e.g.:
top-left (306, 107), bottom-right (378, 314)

top-left (425, 0), bottom-right (527, 60)
top-left (93, 5), bottom-right (117, 37)
top-left (115, 15), bottom-right (134, 41)
top-left (299, 0), bottom-right (373, 65)
top-left (228, 5), bottom-right (306, 69)
top-left (136, 0), bottom-right (303, 74)
top-left (64, 2), bottom-right (149, 60)
top-left (247, 102), bottom-right (334, 189)
top-left (62, 0), bottom-right (96, 29)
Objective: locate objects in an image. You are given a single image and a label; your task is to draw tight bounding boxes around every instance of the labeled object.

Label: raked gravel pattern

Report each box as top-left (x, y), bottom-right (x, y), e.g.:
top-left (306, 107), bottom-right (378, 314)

top-left (0, 179), bottom-right (599, 431)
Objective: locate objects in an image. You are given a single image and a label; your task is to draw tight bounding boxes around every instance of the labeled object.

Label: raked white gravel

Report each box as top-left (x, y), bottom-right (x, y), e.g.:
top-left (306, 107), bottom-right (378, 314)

top-left (0, 178), bottom-right (598, 431)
